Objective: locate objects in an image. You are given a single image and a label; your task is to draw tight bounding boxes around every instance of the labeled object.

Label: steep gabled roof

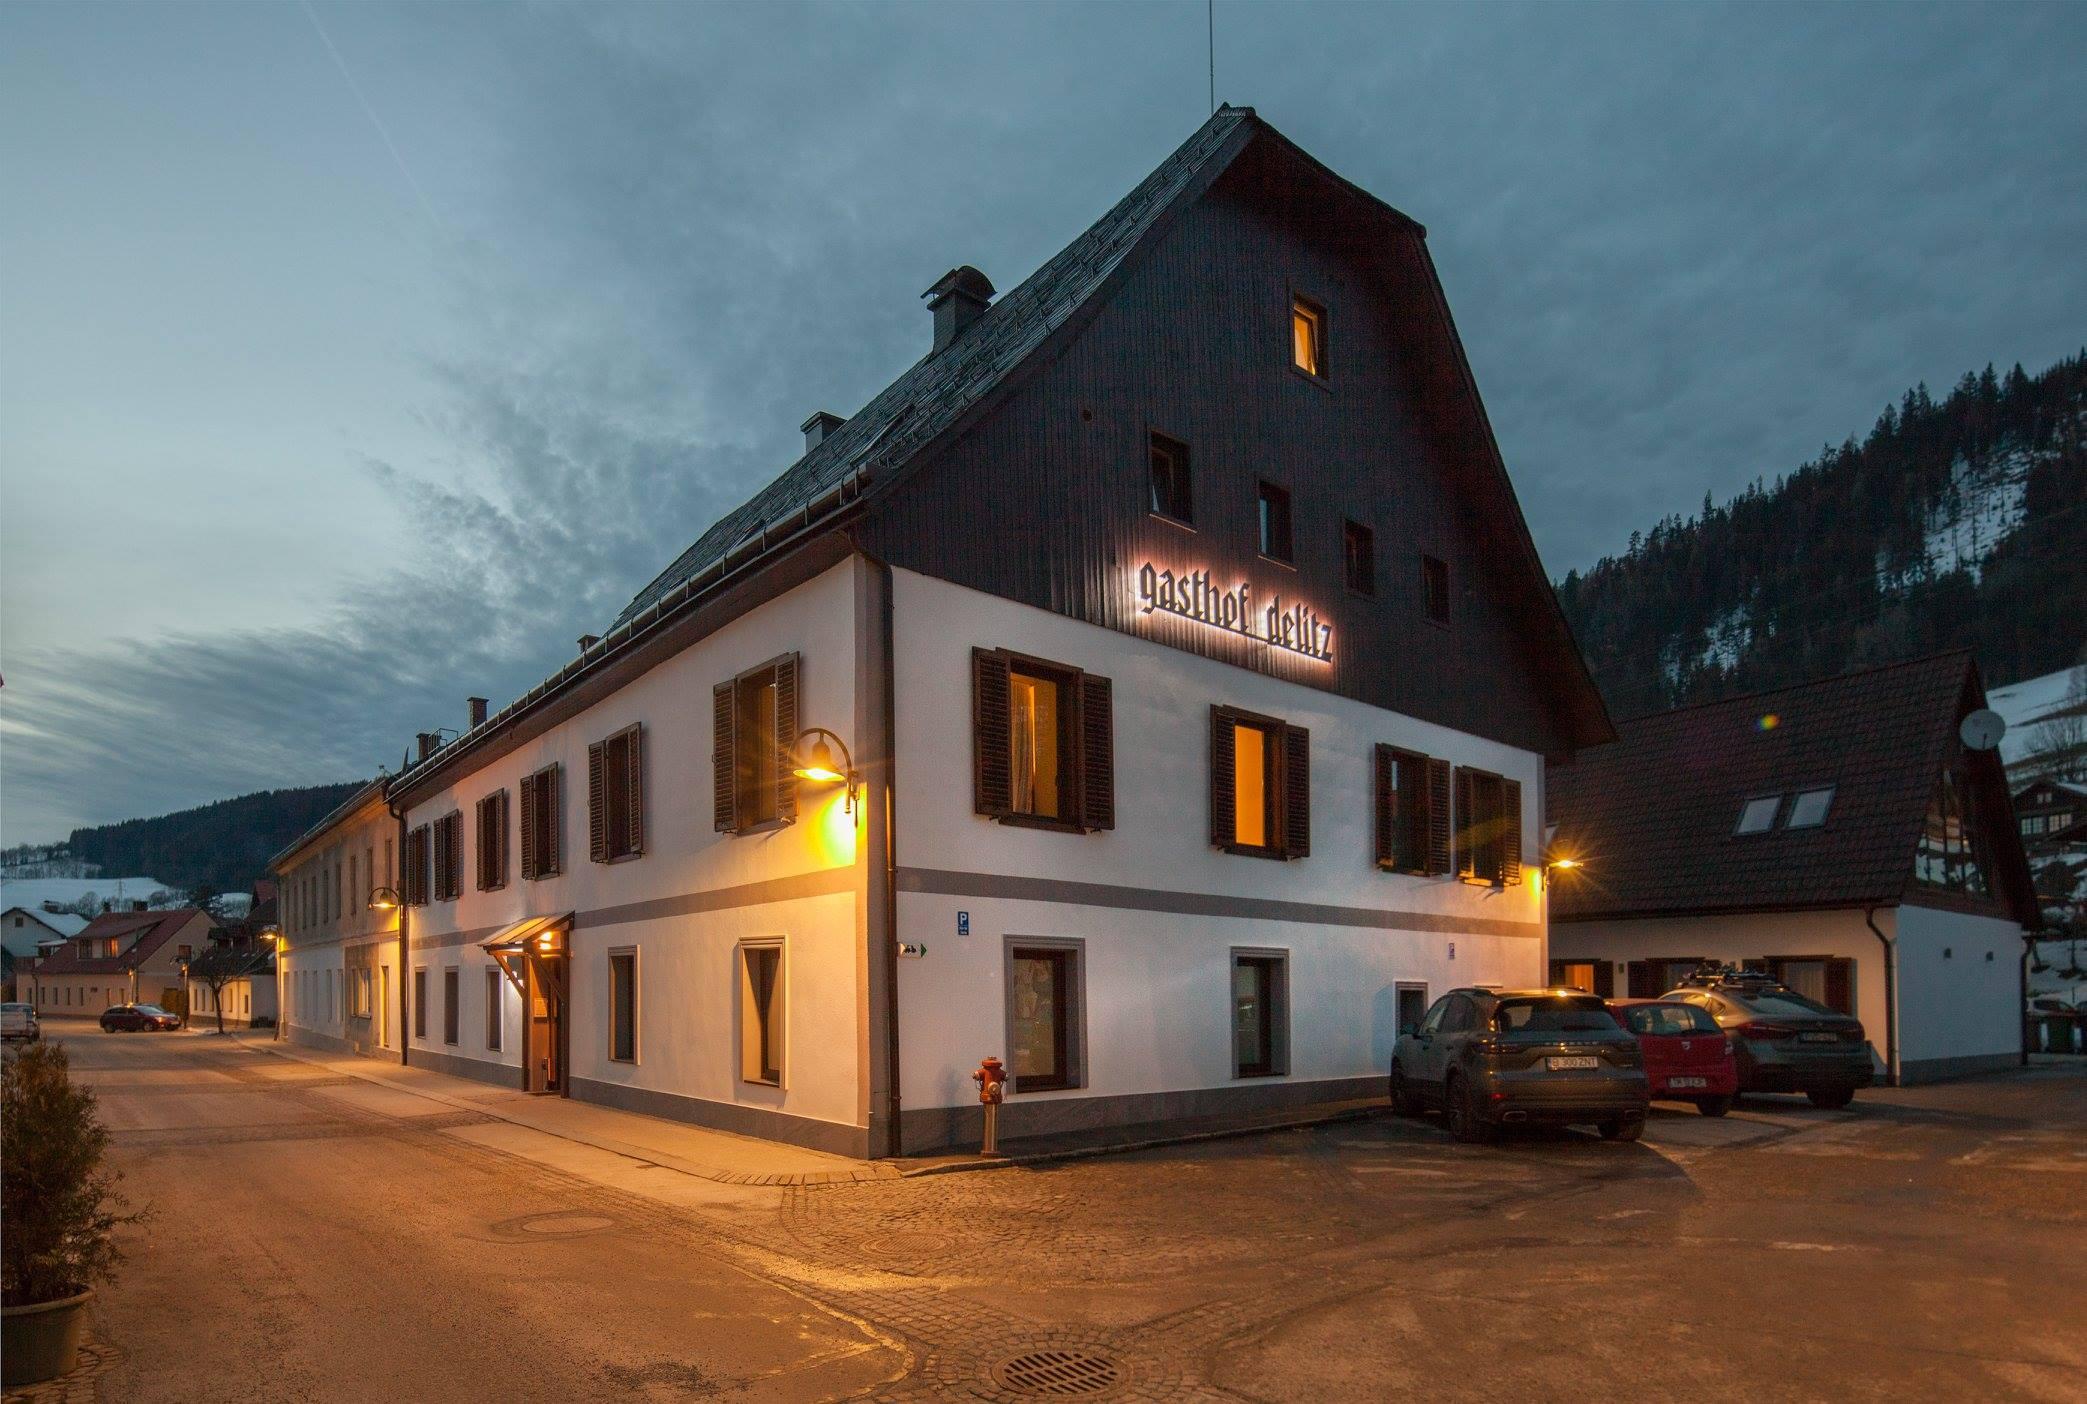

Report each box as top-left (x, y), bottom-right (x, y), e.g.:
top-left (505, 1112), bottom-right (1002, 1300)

top-left (613, 106), bottom-right (1262, 627)
top-left (1547, 652), bottom-right (2038, 925)
top-left (30, 908), bottom-right (208, 975)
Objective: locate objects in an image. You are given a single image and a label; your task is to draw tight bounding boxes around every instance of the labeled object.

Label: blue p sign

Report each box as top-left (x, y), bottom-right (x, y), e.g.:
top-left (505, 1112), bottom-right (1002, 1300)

top-left (957, 911), bottom-right (971, 937)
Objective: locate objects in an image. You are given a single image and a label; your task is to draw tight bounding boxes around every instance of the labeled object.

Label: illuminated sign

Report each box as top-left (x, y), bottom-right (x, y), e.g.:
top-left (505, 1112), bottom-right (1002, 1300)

top-left (1134, 562), bottom-right (1333, 663)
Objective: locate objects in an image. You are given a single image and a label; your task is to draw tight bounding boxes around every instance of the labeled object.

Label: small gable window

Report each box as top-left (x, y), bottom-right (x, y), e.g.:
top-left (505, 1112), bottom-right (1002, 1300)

top-left (1735, 796), bottom-right (1781, 835)
top-left (1785, 787), bottom-right (1835, 829)
top-left (1291, 296), bottom-right (1326, 378)
top-left (1149, 432), bottom-right (1192, 525)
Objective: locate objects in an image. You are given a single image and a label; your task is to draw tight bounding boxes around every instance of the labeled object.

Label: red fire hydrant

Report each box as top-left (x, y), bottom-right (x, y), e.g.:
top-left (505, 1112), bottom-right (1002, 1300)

top-left (973, 1055), bottom-right (1008, 1156)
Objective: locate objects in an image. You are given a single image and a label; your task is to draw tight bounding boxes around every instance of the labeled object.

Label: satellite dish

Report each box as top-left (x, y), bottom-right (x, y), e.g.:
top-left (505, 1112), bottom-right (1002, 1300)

top-left (1959, 708), bottom-right (2006, 751)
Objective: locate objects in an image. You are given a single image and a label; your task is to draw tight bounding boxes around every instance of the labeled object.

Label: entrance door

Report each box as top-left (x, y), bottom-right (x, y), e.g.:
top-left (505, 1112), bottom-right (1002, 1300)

top-left (524, 952), bottom-right (568, 1095)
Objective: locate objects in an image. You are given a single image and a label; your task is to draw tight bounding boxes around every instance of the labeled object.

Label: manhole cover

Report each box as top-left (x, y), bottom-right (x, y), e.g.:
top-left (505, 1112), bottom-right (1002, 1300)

top-left (992, 1349), bottom-right (1121, 1396)
top-left (486, 1211), bottom-right (619, 1241)
top-left (867, 1229), bottom-right (955, 1259)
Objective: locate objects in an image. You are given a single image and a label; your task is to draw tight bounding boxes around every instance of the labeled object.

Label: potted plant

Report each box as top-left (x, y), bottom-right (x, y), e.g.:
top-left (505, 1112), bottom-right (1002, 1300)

top-left (2, 1043), bottom-right (144, 1386)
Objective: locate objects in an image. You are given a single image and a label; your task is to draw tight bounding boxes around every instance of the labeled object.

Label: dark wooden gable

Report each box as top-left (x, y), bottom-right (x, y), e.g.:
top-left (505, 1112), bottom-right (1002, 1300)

top-left (855, 134), bottom-right (1604, 757)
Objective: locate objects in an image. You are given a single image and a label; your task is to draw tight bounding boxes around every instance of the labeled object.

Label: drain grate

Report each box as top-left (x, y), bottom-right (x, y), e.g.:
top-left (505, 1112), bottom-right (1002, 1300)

top-left (993, 1349), bottom-right (1121, 1396)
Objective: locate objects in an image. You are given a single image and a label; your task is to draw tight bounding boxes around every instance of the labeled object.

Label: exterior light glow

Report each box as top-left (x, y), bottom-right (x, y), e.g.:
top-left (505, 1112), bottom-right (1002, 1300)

top-left (792, 728), bottom-right (861, 815)
top-left (1551, 858), bottom-right (1579, 870)
top-left (793, 737), bottom-right (846, 784)
top-left (368, 887), bottom-right (401, 911)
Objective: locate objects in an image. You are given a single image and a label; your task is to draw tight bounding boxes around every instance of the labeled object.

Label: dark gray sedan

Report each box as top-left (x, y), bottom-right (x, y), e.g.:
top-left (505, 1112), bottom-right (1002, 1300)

top-left (1390, 988), bottom-right (1650, 1142)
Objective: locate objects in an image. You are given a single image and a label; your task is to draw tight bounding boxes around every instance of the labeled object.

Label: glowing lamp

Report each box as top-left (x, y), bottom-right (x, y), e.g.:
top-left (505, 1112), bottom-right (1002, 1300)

top-left (793, 737), bottom-right (846, 785)
top-left (792, 728), bottom-right (861, 814)
top-left (367, 887), bottom-right (401, 912)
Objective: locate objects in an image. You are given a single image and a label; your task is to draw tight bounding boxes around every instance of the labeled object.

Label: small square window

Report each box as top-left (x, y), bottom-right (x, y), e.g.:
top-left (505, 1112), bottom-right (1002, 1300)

top-left (1257, 480), bottom-right (1293, 563)
top-left (1735, 796), bottom-right (1782, 835)
top-left (1343, 519), bottom-right (1375, 595)
top-left (1786, 787), bottom-right (1835, 829)
top-left (1421, 554), bottom-right (1451, 625)
top-left (1291, 296), bottom-right (1325, 378)
top-left (1149, 432), bottom-right (1192, 524)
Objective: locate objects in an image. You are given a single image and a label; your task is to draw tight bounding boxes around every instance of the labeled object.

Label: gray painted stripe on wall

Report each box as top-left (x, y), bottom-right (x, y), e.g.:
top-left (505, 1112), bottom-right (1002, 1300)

top-left (408, 866), bottom-right (857, 950)
top-left (896, 867), bottom-right (1542, 939)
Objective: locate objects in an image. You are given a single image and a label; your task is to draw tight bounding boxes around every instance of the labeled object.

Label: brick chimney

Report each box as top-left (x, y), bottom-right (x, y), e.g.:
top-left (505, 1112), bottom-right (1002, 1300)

top-left (922, 266), bottom-right (995, 353)
top-left (468, 697), bottom-right (488, 729)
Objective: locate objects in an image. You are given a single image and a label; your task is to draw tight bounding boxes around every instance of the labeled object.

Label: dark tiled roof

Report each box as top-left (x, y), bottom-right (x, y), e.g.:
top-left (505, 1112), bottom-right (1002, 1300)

top-left (30, 908), bottom-right (205, 975)
top-left (610, 106), bottom-right (1256, 628)
top-left (1547, 652), bottom-right (2023, 921)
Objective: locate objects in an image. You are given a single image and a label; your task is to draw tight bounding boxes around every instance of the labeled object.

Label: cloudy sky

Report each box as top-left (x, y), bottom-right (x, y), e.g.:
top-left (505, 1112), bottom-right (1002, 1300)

top-left (3, 0), bottom-right (2084, 844)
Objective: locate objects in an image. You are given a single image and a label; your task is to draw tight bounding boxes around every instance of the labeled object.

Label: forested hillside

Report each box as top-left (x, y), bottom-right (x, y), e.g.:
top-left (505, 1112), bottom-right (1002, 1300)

top-left (65, 782), bottom-right (366, 892)
top-left (1557, 351), bottom-right (2087, 721)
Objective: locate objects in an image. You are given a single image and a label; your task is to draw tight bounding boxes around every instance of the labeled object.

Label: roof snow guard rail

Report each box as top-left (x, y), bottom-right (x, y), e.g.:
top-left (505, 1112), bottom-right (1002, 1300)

top-left (392, 462), bottom-right (874, 800)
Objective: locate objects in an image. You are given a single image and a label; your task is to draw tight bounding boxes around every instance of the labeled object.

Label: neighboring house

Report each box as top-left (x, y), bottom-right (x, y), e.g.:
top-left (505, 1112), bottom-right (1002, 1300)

top-left (182, 936), bottom-right (279, 1030)
top-left (271, 779), bottom-right (399, 1057)
top-left (379, 105), bottom-right (1612, 1157)
top-left (3, 903), bottom-right (89, 960)
top-left (2014, 779), bottom-right (2087, 852)
top-left (23, 907), bottom-right (216, 1017)
top-left (1547, 651), bottom-right (2041, 1085)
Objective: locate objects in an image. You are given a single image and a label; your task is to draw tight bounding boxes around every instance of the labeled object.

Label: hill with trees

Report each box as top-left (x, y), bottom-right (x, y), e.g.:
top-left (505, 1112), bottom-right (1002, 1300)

top-left (1557, 351), bottom-right (2087, 720)
top-left (60, 782), bottom-right (367, 893)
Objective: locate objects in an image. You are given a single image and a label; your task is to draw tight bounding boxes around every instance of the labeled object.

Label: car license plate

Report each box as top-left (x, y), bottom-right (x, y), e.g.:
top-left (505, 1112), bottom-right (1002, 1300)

top-left (1669, 1076), bottom-right (1708, 1089)
top-left (1801, 1032), bottom-right (1839, 1043)
top-left (1548, 1056), bottom-right (1599, 1070)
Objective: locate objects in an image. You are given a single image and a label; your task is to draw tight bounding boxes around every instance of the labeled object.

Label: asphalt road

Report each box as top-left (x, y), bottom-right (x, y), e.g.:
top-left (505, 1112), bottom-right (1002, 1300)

top-left (30, 1024), bottom-right (2087, 1402)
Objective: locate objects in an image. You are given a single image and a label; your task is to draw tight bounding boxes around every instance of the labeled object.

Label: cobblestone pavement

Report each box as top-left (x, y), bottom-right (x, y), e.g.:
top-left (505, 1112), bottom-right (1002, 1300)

top-left (39, 1031), bottom-right (2087, 1402)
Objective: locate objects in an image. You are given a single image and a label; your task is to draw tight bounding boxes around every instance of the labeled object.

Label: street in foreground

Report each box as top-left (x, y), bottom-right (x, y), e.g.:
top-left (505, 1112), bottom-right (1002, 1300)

top-left (15, 1026), bottom-right (2087, 1403)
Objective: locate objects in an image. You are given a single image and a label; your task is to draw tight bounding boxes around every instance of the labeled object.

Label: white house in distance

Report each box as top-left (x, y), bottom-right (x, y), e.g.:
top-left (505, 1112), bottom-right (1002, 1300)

top-left (1547, 651), bottom-right (2040, 1086)
top-left (273, 779), bottom-right (401, 1057)
top-left (360, 106), bottom-right (1613, 1156)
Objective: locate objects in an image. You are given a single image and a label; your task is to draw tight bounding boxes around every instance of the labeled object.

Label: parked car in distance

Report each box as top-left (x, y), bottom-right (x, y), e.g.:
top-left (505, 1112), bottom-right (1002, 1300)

top-left (99, 1003), bottom-right (182, 1033)
top-left (1608, 999), bottom-right (1737, 1116)
top-left (1391, 988), bottom-right (1649, 1143)
top-left (1, 1002), bottom-right (40, 1043)
top-left (1667, 968), bottom-right (1872, 1108)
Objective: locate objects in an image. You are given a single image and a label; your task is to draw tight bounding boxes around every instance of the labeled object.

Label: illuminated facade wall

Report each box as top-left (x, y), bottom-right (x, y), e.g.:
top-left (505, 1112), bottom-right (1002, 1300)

top-left (891, 568), bottom-right (1546, 1146)
top-left (277, 789), bottom-right (397, 1057)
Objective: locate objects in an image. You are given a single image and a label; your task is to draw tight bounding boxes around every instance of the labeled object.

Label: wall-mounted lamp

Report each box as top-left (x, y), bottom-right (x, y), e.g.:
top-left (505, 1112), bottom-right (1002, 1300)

top-left (367, 887), bottom-right (400, 912)
top-left (793, 727), bottom-right (861, 814)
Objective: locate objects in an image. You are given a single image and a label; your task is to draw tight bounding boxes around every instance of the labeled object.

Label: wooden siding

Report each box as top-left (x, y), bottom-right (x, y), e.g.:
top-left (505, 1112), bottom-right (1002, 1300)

top-left (857, 146), bottom-right (1577, 755)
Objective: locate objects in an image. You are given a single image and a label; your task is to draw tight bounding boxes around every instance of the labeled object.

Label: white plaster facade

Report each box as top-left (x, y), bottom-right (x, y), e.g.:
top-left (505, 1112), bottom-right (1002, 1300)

top-left (277, 785), bottom-right (400, 1058)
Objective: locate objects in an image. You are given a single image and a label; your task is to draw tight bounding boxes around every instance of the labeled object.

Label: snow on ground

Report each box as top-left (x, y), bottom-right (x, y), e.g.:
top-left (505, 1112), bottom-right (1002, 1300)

top-left (1875, 445), bottom-right (2034, 594)
top-left (0, 875), bottom-right (180, 920)
top-left (1991, 666), bottom-right (2084, 764)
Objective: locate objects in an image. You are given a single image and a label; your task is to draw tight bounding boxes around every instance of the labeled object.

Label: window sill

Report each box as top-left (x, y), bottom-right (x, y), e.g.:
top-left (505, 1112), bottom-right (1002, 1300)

top-left (1222, 843), bottom-right (1291, 862)
top-left (741, 1076), bottom-right (782, 1089)
top-left (1256, 553), bottom-right (1298, 572)
top-left (1148, 509), bottom-right (1196, 534)
top-left (1011, 1080), bottom-right (1078, 1095)
top-left (1288, 364), bottom-right (1333, 393)
top-left (599, 850), bottom-right (643, 865)
top-left (1234, 1068), bottom-right (1282, 1080)
top-left (996, 813), bottom-right (1089, 835)
top-left (729, 818), bottom-right (794, 838)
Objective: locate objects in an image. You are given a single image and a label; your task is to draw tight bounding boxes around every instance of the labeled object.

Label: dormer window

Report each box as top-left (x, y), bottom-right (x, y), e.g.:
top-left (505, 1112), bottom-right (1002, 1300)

top-left (1291, 296), bottom-right (1326, 378)
top-left (1735, 796), bottom-right (1781, 835)
top-left (1786, 787), bottom-right (1835, 829)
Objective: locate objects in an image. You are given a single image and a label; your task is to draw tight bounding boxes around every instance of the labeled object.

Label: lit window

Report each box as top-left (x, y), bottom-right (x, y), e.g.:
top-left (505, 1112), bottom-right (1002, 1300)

top-left (1149, 432), bottom-right (1192, 524)
top-left (1343, 519), bottom-right (1374, 595)
top-left (1422, 555), bottom-right (1451, 626)
top-left (1009, 666), bottom-right (1070, 820)
top-left (1291, 296), bottom-right (1325, 377)
top-left (740, 943), bottom-right (783, 1085)
top-left (608, 949), bottom-right (636, 1063)
top-left (1735, 796), bottom-right (1782, 835)
top-left (1786, 787), bottom-right (1835, 829)
top-left (1234, 721), bottom-right (1272, 848)
top-left (1257, 480), bottom-right (1293, 563)
top-left (717, 657), bottom-right (799, 833)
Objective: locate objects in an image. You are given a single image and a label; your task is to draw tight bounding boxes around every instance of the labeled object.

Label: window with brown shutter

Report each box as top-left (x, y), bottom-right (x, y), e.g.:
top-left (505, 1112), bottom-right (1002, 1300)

top-left (404, 824), bottom-right (431, 906)
top-left (518, 764), bottom-right (560, 880)
top-left (433, 812), bottom-right (462, 901)
top-left (716, 656), bottom-right (800, 834)
top-left (972, 648), bottom-right (1114, 832)
top-left (1452, 769), bottom-right (1521, 886)
top-left (589, 724), bottom-right (644, 862)
top-left (476, 791), bottom-right (508, 891)
top-left (1424, 757), bottom-right (1452, 875)
top-left (1209, 705), bottom-right (1308, 859)
top-left (1374, 745), bottom-right (1431, 873)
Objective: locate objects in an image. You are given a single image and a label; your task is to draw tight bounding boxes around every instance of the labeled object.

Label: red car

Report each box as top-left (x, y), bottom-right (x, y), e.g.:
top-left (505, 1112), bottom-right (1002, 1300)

top-left (1607, 999), bottom-right (1736, 1115)
top-left (100, 1003), bottom-right (183, 1032)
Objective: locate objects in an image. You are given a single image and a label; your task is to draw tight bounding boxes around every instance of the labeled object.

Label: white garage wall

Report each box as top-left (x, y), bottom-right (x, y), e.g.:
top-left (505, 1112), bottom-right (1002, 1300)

top-left (1894, 902), bottom-right (2023, 1075)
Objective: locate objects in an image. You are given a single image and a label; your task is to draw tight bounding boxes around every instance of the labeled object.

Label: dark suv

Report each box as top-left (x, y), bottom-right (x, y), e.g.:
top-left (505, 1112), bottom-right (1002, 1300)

top-left (1390, 989), bottom-right (1649, 1142)
top-left (1666, 968), bottom-right (1873, 1108)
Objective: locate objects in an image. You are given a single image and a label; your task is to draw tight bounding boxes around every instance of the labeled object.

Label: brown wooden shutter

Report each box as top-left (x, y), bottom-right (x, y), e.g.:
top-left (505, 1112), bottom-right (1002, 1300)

top-left (713, 681), bottom-right (736, 832)
top-left (774, 654), bottom-right (799, 824)
top-left (625, 724), bottom-right (645, 855)
top-left (588, 739), bottom-right (609, 863)
top-left (1592, 961), bottom-right (1615, 999)
top-left (1208, 707), bottom-right (1237, 848)
top-left (1425, 758), bottom-right (1451, 875)
top-left (1626, 960), bottom-right (1657, 998)
top-left (1373, 745), bottom-right (1396, 869)
top-left (1825, 958), bottom-right (1854, 1016)
top-left (1077, 672), bottom-right (1114, 831)
top-left (430, 820), bottom-right (445, 901)
top-left (1500, 778), bottom-right (1523, 885)
top-left (973, 648), bottom-right (1013, 818)
top-left (1453, 768), bottom-right (1475, 877)
top-left (519, 776), bottom-right (539, 881)
top-left (541, 765), bottom-right (561, 875)
top-left (1281, 724), bottom-right (1310, 860)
